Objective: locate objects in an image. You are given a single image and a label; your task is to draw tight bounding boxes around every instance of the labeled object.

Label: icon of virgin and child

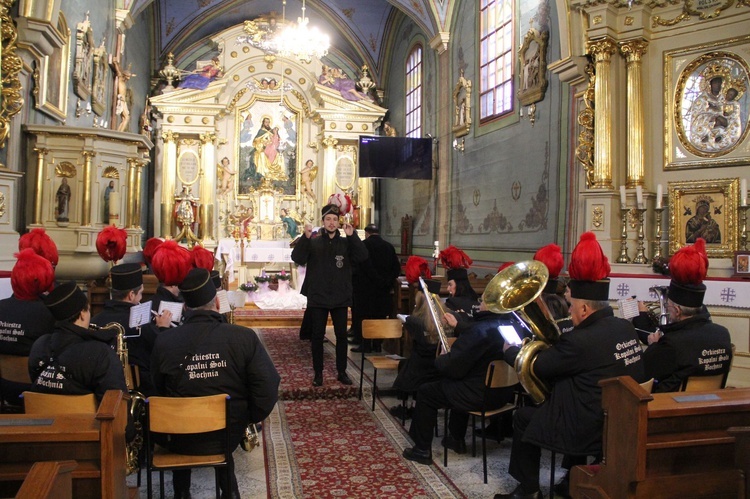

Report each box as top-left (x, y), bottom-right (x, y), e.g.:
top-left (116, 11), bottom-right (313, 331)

top-left (238, 110), bottom-right (296, 194)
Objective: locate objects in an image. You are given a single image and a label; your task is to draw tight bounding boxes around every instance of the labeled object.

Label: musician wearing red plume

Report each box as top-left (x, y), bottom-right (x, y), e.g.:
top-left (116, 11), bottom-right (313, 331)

top-left (0, 250), bottom-right (56, 406)
top-left (534, 244), bottom-right (574, 334)
top-left (18, 228), bottom-right (59, 269)
top-left (642, 238), bottom-right (732, 393)
top-left (91, 263), bottom-right (172, 396)
top-left (496, 233), bottom-right (645, 499)
top-left (440, 245), bottom-right (480, 322)
top-left (149, 240), bottom-right (194, 321)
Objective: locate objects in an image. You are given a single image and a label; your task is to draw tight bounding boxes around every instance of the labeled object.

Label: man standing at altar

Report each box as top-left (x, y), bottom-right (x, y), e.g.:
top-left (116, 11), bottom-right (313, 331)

top-left (292, 204), bottom-right (368, 386)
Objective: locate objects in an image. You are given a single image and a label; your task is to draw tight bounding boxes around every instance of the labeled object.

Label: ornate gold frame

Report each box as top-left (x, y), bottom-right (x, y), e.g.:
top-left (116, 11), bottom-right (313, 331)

top-left (517, 28), bottom-right (549, 106)
top-left (33, 12), bottom-right (70, 121)
top-left (664, 36), bottom-right (750, 170)
top-left (91, 38), bottom-right (107, 116)
top-left (668, 178), bottom-right (738, 258)
top-left (452, 69), bottom-right (471, 138)
top-left (0, 0), bottom-right (24, 157)
top-left (72, 12), bottom-right (93, 100)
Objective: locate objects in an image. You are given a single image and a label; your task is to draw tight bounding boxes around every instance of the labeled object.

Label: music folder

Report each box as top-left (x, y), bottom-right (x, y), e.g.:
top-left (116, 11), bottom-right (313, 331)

top-left (498, 324), bottom-right (523, 346)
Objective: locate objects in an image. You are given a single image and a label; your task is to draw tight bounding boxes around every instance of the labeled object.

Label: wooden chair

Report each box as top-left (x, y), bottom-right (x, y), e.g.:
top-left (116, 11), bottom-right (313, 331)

top-left (680, 372), bottom-right (728, 392)
top-left (444, 360), bottom-right (520, 484)
top-left (640, 377), bottom-right (655, 394)
top-left (358, 319), bottom-right (403, 410)
top-left (22, 392), bottom-right (98, 414)
top-left (144, 394), bottom-right (231, 499)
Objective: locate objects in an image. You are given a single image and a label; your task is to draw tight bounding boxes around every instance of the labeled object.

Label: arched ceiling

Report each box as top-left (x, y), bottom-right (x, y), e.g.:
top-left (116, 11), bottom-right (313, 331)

top-left (126, 0), bottom-right (455, 80)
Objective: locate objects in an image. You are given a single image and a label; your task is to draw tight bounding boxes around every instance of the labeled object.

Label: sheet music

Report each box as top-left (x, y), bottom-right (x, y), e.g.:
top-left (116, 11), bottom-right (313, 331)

top-left (216, 289), bottom-right (231, 314)
top-left (129, 301), bottom-right (152, 328)
top-left (498, 324), bottom-right (522, 346)
top-left (158, 301), bottom-right (184, 320)
top-left (618, 297), bottom-right (640, 320)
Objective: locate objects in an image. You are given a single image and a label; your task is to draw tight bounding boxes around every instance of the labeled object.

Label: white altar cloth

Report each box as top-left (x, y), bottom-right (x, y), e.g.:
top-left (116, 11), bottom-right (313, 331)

top-left (251, 287), bottom-right (307, 310)
top-left (216, 238), bottom-right (293, 282)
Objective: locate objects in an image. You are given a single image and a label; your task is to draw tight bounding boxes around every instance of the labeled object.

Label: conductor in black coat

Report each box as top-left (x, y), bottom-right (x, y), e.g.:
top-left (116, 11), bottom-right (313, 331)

top-left (350, 223), bottom-right (402, 351)
top-left (291, 204), bottom-right (368, 387)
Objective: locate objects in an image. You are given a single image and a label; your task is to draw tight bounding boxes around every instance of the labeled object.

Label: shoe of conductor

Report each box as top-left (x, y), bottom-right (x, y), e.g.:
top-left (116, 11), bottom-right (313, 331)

top-left (313, 373), bottom-right (323, 386)
top-left (493, 484), bottom-right (542, 499)
top-left (402, 446), bottom-right (432, 465)
top-left (337, 371), bottom-right (353, 385)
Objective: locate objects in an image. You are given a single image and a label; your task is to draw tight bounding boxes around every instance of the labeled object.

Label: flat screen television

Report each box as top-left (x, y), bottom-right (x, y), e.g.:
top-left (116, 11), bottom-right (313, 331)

top-left (358, 135), bottom-right (433, 180)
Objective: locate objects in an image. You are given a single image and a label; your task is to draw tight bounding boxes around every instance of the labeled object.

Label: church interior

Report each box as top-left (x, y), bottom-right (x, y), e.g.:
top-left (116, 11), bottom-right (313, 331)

top-left (2, 0), bottom-right (750, 497)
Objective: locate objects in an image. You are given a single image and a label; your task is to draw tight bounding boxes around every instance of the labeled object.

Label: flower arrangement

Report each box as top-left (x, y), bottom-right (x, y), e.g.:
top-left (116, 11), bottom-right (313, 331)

top-left (254, 274), bottom-right (271, 283)
top-left (239, 282), bottom-right (258, 292)
top-left (276, 270), bottom-right (292, 282)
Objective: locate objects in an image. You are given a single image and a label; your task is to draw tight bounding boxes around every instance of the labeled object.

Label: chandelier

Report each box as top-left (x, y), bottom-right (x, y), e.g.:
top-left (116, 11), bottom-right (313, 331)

top-left (276, 0), bottom-right (330, 64)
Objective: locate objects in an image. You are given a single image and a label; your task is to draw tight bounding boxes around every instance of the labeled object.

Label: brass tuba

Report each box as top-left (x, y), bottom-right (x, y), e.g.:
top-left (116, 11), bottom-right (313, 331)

top-left (90, 322), bottom-right (145, 475)
top-left (482, 261), bottom-right (561, 404)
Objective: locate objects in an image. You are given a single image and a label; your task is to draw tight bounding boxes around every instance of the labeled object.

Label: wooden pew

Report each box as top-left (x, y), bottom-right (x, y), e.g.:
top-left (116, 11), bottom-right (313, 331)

top-left (15, 460), bottom-right (77, 499)
top-left (570, 376), bottom-right (750, 498)
top-left (88, 273), bottom-right (160, 317)
top-left (0, 390), bottom-right (128, 498)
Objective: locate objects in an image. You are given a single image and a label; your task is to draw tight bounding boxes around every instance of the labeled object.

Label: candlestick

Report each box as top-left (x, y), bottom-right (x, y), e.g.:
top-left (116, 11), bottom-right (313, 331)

top-left (632, 208), bottom-right (648, 264)
top-left (656, 184), bottom-right (663, 210)
top-left (616, 208), bottom-right (631, 264)
top-left (742, 178), bottom-right (748, 206)
top-left (653, 206), bottom-right (665, 261)
top-left (635, 186), bottom-right (644, 209)
top-left (620, 185), bottom-right (627, 208)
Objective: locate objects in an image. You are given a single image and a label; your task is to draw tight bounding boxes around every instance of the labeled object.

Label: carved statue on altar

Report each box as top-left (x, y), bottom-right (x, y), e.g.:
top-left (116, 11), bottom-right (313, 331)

top-left (174, 185), bottom-right (200, 246)
top-left (300, 159), bottom-right (317, 203)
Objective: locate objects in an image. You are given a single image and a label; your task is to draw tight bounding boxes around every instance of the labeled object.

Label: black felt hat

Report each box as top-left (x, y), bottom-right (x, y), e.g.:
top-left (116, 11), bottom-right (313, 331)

top-left (364, 224), bottom-right (379, 234)
top-left (446, 268), bottom-right (468, 282)
top-left (110, 263), bottom-right (143, 291)
top-left (179, 268), bottom-right (217, 308)
top-left (321, 204), bottom-right (340, 219)
top-left (421, 278), bottom-right (442, 295)
top-left (210, 270), bottom-right (222, 290)
top-left (44, 281), bottom-right (88, 321)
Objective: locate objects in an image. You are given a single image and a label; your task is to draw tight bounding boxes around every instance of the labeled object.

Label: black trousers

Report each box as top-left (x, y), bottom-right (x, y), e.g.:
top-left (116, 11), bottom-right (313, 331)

top-left (508, 405), bottom-right (542, 490)
top-left (307, 306), bottom-right (348, 374)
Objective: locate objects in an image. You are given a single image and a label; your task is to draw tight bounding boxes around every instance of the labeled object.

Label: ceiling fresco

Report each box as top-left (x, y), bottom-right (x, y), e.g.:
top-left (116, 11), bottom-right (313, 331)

top-left (126, 0), bottom-right (454, 80)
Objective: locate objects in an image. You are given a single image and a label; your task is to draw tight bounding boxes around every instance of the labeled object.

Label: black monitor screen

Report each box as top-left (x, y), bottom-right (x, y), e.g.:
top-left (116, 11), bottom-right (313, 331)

top-left (358, 136), bottom-right (433, 180)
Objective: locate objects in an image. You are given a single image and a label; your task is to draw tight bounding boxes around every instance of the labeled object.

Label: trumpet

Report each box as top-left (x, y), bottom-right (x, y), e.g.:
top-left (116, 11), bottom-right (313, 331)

top-left (419, 277), bottom-right (452, 354)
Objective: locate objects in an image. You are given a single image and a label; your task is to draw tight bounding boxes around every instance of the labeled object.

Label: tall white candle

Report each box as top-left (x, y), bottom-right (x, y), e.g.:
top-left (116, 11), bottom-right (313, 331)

top-left (108, 191), bottom-right (120, 225)
top-left (656, 184), bottom-right (663, 209)
top-left (238, 266), bottom-right (246, 285)
top-left (742, 178), bottom-right (748, 206)
top-left (620, 185), bottom-right (627, 207)
top-left (635, 186), bottom-right (644, 209)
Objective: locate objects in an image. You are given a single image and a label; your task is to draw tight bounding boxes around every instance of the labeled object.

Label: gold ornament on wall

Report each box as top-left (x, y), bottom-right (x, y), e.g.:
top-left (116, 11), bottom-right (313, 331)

top-left (0, 0), bottom-right (24, 158)
top-left (452, 69), bottom-right (471, 138)
top-left (517, 28), bottom-right (549, 107)
top-left (55, 161), bottom-right (77, 178)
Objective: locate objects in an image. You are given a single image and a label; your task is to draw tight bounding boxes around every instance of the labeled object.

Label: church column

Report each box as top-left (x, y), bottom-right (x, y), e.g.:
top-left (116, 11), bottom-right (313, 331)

top-left (126, 157), bottom-right (138, 228)
top-left (161, 130), bottom-right (178, 238)
top-left (586, 37), bottom-right (617, 189)
top-left (430, 32), bottom-right (450, 249)
top-left (322, 136), bottom-right (338, 205)
top-left (81, 150), bottom-right (96, 226)
top-left (32, 148), bottom-right (48, 225)
top-left (199, 132), bottom-right (217, 243)
top-left (134, 159), bottom-right (146, 229)
top-left (620, 39), bottom-right (648, 188)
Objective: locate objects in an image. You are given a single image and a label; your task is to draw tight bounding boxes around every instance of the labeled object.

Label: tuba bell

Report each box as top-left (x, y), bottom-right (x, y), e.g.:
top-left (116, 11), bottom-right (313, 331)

top-left (482, 260), bottom-right (561, 404)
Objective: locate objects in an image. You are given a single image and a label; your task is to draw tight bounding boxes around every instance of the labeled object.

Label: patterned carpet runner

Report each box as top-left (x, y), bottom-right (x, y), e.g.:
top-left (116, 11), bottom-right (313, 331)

top-left (258, 328), bottom-right (464, 498)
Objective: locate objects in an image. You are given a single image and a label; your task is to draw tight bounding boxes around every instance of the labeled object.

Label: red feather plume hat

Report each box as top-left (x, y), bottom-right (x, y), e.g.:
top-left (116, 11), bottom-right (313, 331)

top-left (405, 256), bottom-right (440, 294)
top-left (11, 249), bottom-right (55, 300)
top-left (498, 261), bottom-right (516, 272)
top-left (143, 237), bottom-right (164, 268)
top-left (667, 238), bottom-right (708, 307)
top-left (534, 244), bottom-right (564, 294)
top-left (567, 232), bottom-right (611, 300)
top-left (96, 226), bottom-right (127, 263)
top-left (151, 240), bottom-right (193, 286)
top-left (18, 228), bottom-right (59, 268)
top-left (192, 245), bottom-right (214, 272)
top-left (439, 245), bottom-right (472, 282)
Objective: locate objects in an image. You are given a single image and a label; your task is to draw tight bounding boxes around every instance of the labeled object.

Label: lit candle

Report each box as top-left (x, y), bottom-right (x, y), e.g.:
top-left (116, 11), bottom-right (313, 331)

top-left (742, 178), bottom-right (748, 206)
top-left (656, 184), bottom-right (663, 209)
top-left (636, 185), bottom-right (644, 209)
top-left (620, 185), bottom-right (627, 208)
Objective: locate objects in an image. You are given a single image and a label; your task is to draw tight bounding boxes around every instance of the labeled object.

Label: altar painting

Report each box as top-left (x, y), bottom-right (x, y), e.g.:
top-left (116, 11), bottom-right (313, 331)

top-left (237, 100), bottom-right (298, 197)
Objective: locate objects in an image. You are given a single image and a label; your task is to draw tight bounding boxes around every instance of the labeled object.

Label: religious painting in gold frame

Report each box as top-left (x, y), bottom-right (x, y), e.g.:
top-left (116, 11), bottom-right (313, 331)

top-left (668, 178), bottom-right (738, 258)
top-left (236, 97), bottom-right (299, 198)
top-left (664, 36), bottom-right (750, 170)
top-left (34, 12), bottom-right (70, 121)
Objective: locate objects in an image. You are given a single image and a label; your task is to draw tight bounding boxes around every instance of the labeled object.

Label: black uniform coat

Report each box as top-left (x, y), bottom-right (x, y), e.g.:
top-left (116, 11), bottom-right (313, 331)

top-left (643, 309), bottom-right (732, 393)
top-left (150, 310), bottom-right (280, 442)
top-left (505, 307), bottom-right (645, 456)
top-left (92, 300), bottom-right (163, 395)
top-left (28, 322), bottom-right (126, 398)
top-left (434, 310), bottom-right (508, 411)
top-left (0, 296), bottom-right (55, 356)
top-left (353, 234), bottom-right (401, 317)
top-left (291, 229), bottom-right (368, 309)
top-left (392, 315), bottom-right (440, 393)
